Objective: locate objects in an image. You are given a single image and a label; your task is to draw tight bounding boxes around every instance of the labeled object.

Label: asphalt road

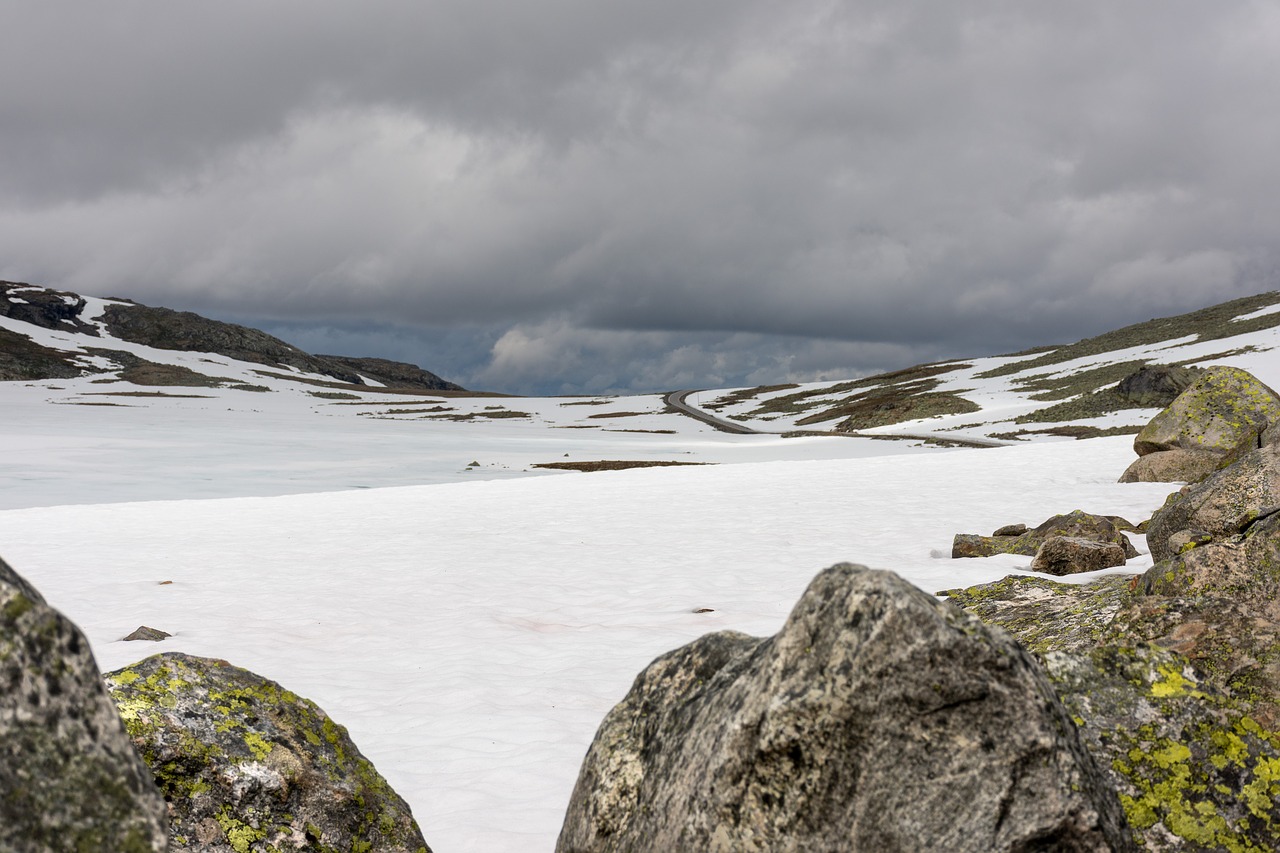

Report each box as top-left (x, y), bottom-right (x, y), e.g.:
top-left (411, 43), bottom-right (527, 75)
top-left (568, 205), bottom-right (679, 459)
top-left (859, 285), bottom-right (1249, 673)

top-left (663, 390), bottom-right (762, 434)
top-left (663, 389), bottom-right (1011, 448)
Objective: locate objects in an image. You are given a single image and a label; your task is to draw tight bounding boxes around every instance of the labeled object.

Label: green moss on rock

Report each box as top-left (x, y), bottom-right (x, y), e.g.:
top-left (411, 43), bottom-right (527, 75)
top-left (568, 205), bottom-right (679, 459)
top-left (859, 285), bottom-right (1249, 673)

top-left (1046, 646), bottom-right (1280, 852)
top-left (105, 652), bottom-right (430, 853)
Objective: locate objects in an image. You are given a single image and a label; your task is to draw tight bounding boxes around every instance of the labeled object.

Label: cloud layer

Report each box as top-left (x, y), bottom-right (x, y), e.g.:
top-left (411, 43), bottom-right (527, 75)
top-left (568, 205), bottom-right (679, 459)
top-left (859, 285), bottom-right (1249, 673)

top-left (3, 1), bottom-right (1279, 393)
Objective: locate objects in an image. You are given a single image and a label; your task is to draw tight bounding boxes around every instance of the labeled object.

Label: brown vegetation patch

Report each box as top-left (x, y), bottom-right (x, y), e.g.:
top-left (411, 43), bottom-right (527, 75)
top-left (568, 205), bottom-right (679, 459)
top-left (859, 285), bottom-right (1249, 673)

top-left (533, 460), bottom-right (708, 472)
top-left (704, 384), bottom-right (800, 411)
top-left (309, 391), bottom-right (361, 400)
top-left (744, 363), bottom-right (971, 419)
top-left (1014, 389), bottom-right (1138, 424)
top-left (82, 391), bottom-right (214, 399)
top-left (605, 429), bottom-right (677, 434)
top-left (792, 379), bottom-right (981, 431)
top-left (425, 409), bottom-right (531, 421)
top-left (991, 425), bottom-right (1145, 441)
top-left (587, 411), bottom-right (649, 419)
top-left (55, 401), bottom-right (130, 407)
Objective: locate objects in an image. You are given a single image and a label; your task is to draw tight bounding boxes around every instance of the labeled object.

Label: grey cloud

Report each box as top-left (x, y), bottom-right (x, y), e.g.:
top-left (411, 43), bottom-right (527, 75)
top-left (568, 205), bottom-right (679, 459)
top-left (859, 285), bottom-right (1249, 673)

top-left (2, 1), bottom-right (1278, 393)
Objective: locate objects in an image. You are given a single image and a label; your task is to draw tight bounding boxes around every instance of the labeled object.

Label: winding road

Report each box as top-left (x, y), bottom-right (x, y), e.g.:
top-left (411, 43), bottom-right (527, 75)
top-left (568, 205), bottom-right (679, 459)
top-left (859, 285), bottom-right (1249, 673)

top-left (663, 390), bottom-right (761, 434)
top-left (663, 389), bottom-right (1011, 448)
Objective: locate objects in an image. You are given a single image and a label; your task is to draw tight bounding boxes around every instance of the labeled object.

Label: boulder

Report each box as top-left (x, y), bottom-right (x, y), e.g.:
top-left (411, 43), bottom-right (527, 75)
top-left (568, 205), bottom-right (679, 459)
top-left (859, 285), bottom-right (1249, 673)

top-left (1030, 536), bottom-right (1128, 576)
top-left (558, 564), bottom-right (1133, 852)
top-left (1046, 646), bottom-right (1280, 853)
top-left (1118, 448), bottom-right (1222, 484)
top-left (939, 574), bottom-right (1135, 656)
top-left (945, 572), bottom-right (1280, 851)
top-left (1132, 366), bottom-right (1280, 459)
top-left (1145, 442), bottom-right (1280, 563)
top-left (105, 653), bottom-right (430, 853)
top-left (0, 556), bottom-right (168, 852)
top-left (953, 510), bottom-right (1138, 560)
top-left (1114, 364), bottom-right (1205, 408)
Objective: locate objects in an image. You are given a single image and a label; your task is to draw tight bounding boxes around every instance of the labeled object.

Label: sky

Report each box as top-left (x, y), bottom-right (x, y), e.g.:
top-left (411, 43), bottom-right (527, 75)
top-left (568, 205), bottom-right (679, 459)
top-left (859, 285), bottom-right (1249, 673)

top-left (2, 1), bottom-right (1279, 395)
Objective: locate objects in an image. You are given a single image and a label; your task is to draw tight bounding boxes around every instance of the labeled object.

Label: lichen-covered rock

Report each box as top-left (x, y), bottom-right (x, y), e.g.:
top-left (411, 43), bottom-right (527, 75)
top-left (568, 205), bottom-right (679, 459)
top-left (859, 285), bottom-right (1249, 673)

top-left (951, 531), bottom-right (1037, 558)
top-left (0, 555), bottom-right (168, 852)
top-left (1132, 366), bottom-right (1280, 459)
top-left (558, 564), bottom-right (1133, 852)
top-left (1145, 442), bottom-right (1280, 563)
top-left (1045, 645), bottom-right (1280, 852)
top-left (945, 572), bottom-right (1280, 850)
top-left (1030, 536), bottom-right (1128, 576)
top-left (939, 574), bottom-right (1135, 656)
top-left (953, 510), bottom-right (1138, 560)
top-left (105, 653), bottom-right (430, 853)
top-left (1113, 510), bottom-right (1280, 724)
top-left (1118, 447), bottom-right (1222, 484)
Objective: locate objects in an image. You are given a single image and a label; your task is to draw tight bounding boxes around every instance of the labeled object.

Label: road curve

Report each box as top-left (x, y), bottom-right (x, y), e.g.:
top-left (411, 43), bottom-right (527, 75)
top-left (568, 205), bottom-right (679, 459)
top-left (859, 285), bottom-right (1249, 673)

top-left (664, 390), bottom-right (1012, 448)
top-left (663, 390), bottom-right (762, 434)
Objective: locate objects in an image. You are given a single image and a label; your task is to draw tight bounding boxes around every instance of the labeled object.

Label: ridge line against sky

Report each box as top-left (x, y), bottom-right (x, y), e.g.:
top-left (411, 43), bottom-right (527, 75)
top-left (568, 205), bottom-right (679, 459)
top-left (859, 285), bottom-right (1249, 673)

top-left (2, 1), bottom-right (1278, 395)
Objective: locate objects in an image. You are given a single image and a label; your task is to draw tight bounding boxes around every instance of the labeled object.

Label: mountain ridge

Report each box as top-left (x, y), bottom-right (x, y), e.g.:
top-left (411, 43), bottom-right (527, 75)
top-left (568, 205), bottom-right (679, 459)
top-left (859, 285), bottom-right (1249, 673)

top-left (0, 280), bottom-right (463, 392)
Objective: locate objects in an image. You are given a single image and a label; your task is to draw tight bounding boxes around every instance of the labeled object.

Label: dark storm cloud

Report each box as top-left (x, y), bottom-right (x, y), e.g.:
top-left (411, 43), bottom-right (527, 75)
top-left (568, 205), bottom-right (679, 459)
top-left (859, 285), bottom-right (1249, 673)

top-left (2, 1), bottom-right (1279, 393)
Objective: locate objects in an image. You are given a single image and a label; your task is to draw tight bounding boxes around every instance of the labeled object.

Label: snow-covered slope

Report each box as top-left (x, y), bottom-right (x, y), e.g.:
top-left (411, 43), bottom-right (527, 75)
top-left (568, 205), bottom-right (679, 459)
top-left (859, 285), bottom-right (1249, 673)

top-left (697, 291), bottom-right (1280, 442)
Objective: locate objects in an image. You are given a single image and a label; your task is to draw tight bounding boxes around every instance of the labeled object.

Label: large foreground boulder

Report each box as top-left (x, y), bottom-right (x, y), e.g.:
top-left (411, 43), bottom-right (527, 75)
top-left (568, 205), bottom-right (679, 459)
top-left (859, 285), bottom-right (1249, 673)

top-left (1131, 366), bottom-right (1280, 460)
top-left (558, 564), bottom-right (1133, 852)
top-left (105, 653), bottom-right (430, 853)
top-left (0, 556), bottom-right (168, 851)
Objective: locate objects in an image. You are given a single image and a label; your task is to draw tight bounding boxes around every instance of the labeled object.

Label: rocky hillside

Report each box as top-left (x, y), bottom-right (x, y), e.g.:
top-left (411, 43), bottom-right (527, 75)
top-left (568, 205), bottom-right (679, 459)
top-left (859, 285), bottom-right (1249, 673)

top-left (704, 291), bottom-right (1280, 442)
top-left (0, 280), bottom-right (463, 393)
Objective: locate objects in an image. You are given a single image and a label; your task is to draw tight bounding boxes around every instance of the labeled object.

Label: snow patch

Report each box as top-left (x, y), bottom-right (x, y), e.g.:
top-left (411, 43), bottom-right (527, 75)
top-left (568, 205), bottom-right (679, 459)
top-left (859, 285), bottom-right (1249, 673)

top-left (1234, 303), bottom-right (1280, 322)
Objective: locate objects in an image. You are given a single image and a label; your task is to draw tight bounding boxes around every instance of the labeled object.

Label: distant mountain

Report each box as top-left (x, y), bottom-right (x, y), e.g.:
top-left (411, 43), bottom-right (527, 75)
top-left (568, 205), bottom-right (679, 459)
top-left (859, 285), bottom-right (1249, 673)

top-left (0, 280), bottom-right (464, 392)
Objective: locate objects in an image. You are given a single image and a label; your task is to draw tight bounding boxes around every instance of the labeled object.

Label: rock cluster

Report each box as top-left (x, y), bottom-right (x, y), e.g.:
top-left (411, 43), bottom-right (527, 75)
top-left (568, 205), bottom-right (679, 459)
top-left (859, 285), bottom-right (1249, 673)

top-left (1120, 366), bottom-right (1280, 483)
top-left (559, 564), bottom-right (1133, 852)
top-left (944, 367), bottom-right (1280, 850)
top-left (953, 510), bottom-right (1138, 575)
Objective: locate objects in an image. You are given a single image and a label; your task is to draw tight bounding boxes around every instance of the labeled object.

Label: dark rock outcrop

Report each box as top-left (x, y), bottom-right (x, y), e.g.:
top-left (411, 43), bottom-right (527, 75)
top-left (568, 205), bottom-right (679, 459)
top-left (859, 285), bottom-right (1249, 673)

top-left (953, 510), bottom-right (1138, 561)
top-left (0, 280), bottom-right (99, 335)
top-left (0, 555), bottom-right (169, 851)
top-left (1114, 364), bottom-right (1205, 408)
top-left (100, 303), bottom-right (369, 384)
top-left (105, 653), bottom-right (430, 853)
top-left (558, 564), bottom-right (1133, 852)
top-left (316, 355), bottom-right (464, 392)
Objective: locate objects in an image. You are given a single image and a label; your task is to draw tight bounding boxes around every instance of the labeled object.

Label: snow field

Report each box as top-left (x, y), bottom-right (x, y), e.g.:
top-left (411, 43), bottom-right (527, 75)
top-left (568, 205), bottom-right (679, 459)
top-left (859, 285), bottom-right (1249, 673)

top-left (0, 435), bottom-right (1174, 851)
